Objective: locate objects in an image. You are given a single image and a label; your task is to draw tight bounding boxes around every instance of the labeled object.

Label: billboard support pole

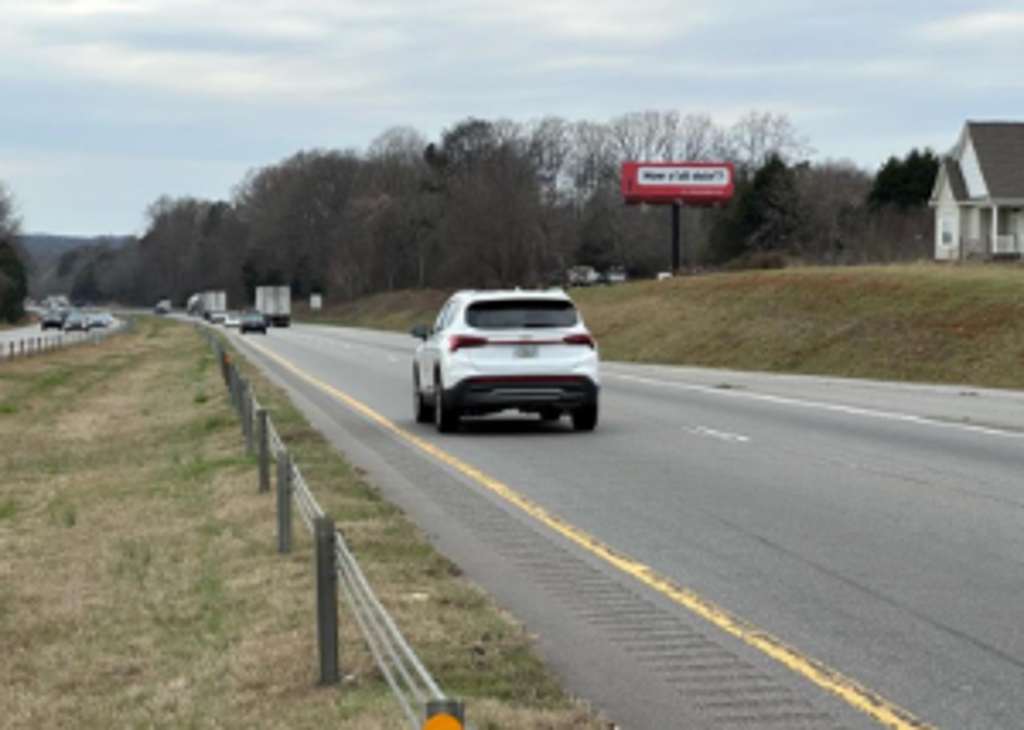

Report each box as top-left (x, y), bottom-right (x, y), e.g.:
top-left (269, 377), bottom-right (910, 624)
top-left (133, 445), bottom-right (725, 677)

top-left (671, 201), bottom-right (682, 273)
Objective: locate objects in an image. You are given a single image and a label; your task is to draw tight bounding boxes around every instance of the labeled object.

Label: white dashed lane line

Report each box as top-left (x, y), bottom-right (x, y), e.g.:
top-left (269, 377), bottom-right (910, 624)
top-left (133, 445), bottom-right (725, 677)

top-left (688, 425), bottom-right (751, 443)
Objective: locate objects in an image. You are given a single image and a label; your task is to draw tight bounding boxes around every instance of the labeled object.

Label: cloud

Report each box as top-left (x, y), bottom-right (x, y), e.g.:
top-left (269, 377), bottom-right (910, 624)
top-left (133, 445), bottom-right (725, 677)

top-left (34, 41), bottom-right (391, 100)
top-left (413, 0), bottom-right (716, 42)
top-left (918, 10), bottom-right (1024, 40)
top-left (0, 0), bottom-right (403, 100)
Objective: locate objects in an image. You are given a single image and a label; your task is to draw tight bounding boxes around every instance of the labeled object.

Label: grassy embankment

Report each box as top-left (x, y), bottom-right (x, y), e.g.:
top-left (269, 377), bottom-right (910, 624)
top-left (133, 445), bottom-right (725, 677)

top-left (306, 264), bottom-right (1024, 390)
top-left (0, 319), bottom-right (609, 729)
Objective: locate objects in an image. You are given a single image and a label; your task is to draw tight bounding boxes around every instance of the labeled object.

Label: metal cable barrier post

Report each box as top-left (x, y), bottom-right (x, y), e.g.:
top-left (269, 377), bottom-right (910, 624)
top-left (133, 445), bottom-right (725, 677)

top-left (257, 409), bottom-right (270, 494)
top-left (425, 699), bottom-right (465, 729)
top-left (315, 516), bottom-right (341, 686)
top-left (229, 367), bottom-right (240, 417)
top-left (243, 385), bottom-right (255, 456)
top-left (219, 347), bottom-right (229, 386)
top-left (225, 356), bottom-right (234, 401)
top-left (277, 451), bottom-right (293, 554)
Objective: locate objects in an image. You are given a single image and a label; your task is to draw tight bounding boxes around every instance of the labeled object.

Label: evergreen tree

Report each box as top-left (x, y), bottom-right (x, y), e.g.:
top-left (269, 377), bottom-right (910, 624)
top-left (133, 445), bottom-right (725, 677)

top-left (868, 148), bottom-right (940, 210)
top-left (0, 239), bottom-right (28, 323)
top-left (745, 154), bottom-right (801, 252)
top-left (707, 154), bottom-right (800, 264)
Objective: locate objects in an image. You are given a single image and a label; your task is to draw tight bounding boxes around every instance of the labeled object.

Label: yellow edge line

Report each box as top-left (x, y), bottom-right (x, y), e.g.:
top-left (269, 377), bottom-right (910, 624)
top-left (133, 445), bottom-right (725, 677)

top-left (244, 338), bottom-right (934, 730)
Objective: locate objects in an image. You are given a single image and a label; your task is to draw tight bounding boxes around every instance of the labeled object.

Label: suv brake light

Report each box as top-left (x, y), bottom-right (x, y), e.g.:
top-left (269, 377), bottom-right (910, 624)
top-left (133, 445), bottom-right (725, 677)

top-left (449, 335), bottom-right (489, 353)
top-left (564, 333), bottom-right (596, 349)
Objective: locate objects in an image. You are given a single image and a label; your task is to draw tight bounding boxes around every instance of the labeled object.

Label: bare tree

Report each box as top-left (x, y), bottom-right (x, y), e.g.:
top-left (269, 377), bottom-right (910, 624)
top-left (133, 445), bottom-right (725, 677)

top-left (794, 160), bottom-right (873, 263)
top-left (729, 111), bottom-right (814, 172)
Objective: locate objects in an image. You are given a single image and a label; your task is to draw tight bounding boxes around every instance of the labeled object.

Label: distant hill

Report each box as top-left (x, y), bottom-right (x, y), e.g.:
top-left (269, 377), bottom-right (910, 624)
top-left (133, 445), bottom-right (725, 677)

top-left (22, 233), bottom-right (133, 296)
top-left (22, 233), bottom-right (131, 262)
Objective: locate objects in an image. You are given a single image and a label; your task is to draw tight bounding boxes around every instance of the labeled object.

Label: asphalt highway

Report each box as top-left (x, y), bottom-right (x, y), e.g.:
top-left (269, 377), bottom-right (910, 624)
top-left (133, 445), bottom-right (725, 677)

top-left (229, 323), bottom-right (1024, 730)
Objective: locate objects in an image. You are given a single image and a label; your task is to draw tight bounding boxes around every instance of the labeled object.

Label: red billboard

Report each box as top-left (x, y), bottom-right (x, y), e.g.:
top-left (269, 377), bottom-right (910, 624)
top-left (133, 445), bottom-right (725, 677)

top-left (621, 162), bottom-right (735, 206)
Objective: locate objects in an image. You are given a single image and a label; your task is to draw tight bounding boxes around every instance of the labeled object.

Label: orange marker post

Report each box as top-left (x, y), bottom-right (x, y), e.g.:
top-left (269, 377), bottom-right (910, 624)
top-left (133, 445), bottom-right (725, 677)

top-left (422, 713), bottom-right (462, 730)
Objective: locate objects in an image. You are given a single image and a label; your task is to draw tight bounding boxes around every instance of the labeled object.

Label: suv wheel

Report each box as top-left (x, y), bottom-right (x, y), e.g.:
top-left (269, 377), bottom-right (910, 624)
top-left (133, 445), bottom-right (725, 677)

top-left (572, 402), bottom-right (598, 432)
top-left (413, 371), bottom-right (434, 424)
top-left (434, 384), bottom-right (460, 433)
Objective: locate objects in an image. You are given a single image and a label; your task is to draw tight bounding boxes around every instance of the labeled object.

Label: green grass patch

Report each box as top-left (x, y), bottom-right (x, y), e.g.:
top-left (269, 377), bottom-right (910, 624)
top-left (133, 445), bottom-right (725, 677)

top-left (0, 498), bottom-right (17, 521)
top-left (111, 540), bottom-right (154, 588)
top-left (47, 497), bottom-right (77, 528)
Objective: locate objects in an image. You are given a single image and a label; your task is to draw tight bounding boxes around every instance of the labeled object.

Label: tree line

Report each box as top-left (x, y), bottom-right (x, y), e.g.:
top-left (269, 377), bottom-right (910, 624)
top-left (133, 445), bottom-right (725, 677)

top-left (31, 110), bottom-right (938, 309)
top-left (1, 181), bottom-right (29, 323)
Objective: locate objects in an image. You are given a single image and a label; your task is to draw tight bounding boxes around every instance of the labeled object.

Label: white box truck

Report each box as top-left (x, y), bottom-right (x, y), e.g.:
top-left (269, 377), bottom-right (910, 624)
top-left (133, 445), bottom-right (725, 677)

top-left (201, 290), bottom-right (227, 321)
top-left (255, 286), bottom-right (291, 327)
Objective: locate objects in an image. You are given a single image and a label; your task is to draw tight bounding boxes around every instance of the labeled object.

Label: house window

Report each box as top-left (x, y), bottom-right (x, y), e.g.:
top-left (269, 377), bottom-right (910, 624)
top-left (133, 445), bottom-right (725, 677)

top-left (941, 212), bottom-right (955, 246)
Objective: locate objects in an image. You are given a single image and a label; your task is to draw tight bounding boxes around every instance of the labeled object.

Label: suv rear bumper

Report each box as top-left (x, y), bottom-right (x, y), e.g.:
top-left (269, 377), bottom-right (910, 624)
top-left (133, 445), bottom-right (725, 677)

top-left (445, 375), bottom-right (598, 415)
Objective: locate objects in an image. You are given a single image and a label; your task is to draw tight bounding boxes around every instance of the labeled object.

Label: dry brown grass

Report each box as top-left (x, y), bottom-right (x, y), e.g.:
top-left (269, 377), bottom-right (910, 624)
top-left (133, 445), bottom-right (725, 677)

top-left (573, 263), bottom-right (1024, 388)
top-left (0, 320), bottom-right (611, 729)
top-left (308, 263), bottom-right (1024, 390)
top-left (299, 289), bottom-right (450, 333)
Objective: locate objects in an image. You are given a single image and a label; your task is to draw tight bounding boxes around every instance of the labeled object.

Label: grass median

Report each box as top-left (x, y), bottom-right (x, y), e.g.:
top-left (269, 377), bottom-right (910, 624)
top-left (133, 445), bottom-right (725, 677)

top-left (0, 318), bottom-right (610, 729)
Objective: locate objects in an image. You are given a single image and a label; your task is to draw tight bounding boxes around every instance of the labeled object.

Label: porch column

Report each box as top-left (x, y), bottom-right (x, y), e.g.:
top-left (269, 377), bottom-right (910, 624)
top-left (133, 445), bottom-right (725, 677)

top-left (993, 204), bottom-right (1000, 254)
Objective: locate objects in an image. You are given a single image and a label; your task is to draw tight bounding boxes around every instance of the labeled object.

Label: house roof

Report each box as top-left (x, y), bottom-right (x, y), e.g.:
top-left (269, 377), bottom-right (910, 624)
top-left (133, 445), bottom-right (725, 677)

top-left (967, 122), bottom-right (1024, 199)
top-left (940, 158), bottom-right (968, 202)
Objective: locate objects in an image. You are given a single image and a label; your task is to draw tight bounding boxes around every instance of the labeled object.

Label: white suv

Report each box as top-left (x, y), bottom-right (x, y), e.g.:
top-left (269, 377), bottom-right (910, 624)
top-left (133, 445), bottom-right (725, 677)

top-left (412, 289), bottom-right (600, 433)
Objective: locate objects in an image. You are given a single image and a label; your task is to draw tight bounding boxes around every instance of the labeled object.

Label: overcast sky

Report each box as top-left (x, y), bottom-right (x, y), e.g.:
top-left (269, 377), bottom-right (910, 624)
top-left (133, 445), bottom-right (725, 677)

top-left (1, 1), bottom-right (1022, 236)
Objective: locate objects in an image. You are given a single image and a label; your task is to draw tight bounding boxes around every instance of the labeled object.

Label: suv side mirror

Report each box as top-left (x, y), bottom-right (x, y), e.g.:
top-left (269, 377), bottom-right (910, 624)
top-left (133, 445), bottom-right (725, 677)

top-left (410, 324), bottom-right (429, 340)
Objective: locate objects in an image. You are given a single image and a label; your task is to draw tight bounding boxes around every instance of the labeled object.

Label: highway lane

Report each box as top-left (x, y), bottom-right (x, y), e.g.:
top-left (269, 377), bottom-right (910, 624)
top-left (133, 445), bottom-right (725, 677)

top-left (230, 323), bottom-right (1024, 730)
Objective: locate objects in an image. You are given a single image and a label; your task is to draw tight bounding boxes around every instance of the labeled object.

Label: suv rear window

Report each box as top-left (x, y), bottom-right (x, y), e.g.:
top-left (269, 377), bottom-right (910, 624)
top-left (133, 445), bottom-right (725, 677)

top-left (466, 300), bottom-right (578, 329)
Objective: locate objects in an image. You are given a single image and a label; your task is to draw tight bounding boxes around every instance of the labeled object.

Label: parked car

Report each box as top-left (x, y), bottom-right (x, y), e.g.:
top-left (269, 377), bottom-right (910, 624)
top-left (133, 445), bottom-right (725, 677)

top-left (62, 311), bottom-right (89, 332)
top-left (411, 289), bottom-right (600, 433)
top-left (239, 311), bottom-right (267, 334)
top-left (40, 310), bottom-right (66, 330)
top-left (566, 265), bottom-right (600, 287)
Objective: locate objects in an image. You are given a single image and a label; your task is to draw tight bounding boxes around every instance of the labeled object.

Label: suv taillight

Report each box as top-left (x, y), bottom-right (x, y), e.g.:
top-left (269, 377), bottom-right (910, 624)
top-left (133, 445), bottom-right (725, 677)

top-left (564, 333), bottom-right (596, 349)
top-left (449, 335), bottom-right (489, 353)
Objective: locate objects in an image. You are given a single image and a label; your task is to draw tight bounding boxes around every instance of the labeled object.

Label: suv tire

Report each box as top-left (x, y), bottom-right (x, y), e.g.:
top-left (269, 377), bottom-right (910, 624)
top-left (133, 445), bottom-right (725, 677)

top-left (434, 386), bottom-right (460, 433)
top-left (413, 371), bottom-right (434, 424)
top-left (572, 402), bottom-right (598, 432)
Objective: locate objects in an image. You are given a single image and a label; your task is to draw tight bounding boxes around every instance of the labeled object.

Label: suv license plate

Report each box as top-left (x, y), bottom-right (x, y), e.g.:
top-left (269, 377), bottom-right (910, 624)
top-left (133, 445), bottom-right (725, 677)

top-left (515, 344), bottom-right (538, 358)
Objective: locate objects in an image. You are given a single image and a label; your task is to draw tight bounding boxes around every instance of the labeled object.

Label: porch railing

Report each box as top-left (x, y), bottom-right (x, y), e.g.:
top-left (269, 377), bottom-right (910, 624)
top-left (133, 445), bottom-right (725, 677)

top-left (994, 234), bottom-right (1020, 254)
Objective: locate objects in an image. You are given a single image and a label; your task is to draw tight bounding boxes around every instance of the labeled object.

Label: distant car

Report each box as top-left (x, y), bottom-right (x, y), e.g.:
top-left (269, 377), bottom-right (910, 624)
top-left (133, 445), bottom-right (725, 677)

top-left (601, 267), bottom-right (628, 285)
top-left (40, 310), bottom-right (65, 330)
top-left (411, 289), bottom-right (600, 432)
top-left (208, 310), bottom-right (227, 325)
top-left (86, 311), bottom-right (114, 329)
top-left (223, 311), bottom-right (241, 328)
top-left (154, 299), bottom-right (171, 315)
top-left (63, 311), bottom-right (89, 332)
top-left (240, 311), bottom-right (267, 334)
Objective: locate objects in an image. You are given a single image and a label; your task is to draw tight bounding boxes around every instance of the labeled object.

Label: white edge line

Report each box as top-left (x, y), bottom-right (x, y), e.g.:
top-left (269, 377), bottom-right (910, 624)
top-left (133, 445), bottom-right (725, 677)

top-left (609, 373), bottom-right (1024, 440)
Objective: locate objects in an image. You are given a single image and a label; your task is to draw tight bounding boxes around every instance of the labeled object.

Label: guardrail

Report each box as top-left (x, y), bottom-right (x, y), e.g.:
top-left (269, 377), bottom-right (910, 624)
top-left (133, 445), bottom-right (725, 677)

top-left (207, 333), bottom-right (466, 730)
top-left (0, 319), bottom-right (133, 362)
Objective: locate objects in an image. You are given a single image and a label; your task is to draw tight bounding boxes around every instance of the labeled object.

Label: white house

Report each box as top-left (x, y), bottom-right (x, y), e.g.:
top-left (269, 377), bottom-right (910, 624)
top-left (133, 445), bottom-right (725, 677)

top-left (930, 122), bottom-right (1024, 261)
